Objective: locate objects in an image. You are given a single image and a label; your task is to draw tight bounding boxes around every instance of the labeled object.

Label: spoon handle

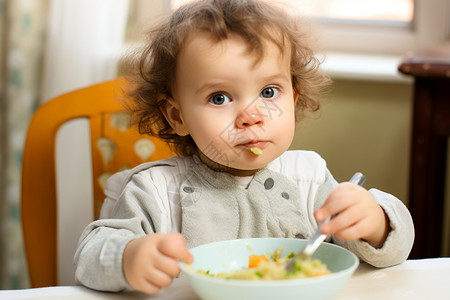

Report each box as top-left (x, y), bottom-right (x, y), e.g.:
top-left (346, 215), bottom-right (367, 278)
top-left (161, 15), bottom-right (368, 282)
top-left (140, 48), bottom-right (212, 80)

top-left (302, 172), bottom-right (365, 256)
top-left (348, 172), bottom-right (366, 186)
top-left (285, 172), bottom-right (365, 271)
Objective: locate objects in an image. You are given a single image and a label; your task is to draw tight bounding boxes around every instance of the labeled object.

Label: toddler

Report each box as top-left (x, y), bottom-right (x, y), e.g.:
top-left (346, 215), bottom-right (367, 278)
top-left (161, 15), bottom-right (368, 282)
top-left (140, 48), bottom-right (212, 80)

top-left (75, 0), bottom-right (414, 295)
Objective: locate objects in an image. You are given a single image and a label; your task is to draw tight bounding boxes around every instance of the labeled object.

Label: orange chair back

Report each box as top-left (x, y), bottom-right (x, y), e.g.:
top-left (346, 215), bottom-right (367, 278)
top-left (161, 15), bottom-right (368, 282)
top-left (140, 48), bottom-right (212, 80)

top-left (21, 78), bottom-right (174, 288)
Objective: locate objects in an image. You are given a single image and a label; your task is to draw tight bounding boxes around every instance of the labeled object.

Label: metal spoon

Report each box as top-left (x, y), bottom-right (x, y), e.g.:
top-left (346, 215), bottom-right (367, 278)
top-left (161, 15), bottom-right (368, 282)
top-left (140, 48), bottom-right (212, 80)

top-left (284, 172), bottom-right (366, 272)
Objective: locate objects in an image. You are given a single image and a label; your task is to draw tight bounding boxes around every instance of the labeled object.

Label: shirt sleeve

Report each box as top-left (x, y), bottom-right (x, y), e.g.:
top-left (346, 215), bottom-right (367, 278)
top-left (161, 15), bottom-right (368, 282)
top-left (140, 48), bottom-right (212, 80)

top-left (75, 156), bottom-right (190, 292)
top-left (74, 220), bottom-right (139, 291)
top-left (74, 169), bottom-right (170, 292)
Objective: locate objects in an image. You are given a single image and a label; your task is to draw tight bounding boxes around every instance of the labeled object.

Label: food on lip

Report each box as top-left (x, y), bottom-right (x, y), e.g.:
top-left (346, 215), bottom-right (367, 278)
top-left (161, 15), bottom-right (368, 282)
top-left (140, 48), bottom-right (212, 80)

top-left (250, 147), bottom-right (263, 155)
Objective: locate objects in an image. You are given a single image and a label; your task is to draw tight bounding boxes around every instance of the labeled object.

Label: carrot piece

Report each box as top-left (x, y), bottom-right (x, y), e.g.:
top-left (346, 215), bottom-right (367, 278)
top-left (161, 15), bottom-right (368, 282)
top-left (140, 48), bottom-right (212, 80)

top-left (248, 254), bottom-right (269, 268)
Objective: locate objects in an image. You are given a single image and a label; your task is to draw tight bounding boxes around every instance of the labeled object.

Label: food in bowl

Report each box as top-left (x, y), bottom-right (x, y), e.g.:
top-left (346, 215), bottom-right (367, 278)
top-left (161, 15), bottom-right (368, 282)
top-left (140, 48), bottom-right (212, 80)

top-left (195, 246), bottom-right (330, 280)
top-left (179, 238), bottom-right (359, 300)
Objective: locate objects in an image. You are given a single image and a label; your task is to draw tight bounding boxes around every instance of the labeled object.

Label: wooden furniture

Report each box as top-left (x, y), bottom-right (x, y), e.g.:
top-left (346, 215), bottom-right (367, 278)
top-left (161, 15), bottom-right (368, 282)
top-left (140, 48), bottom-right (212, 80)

top-left (398, 44), bottom-right (450, 258)
top-left (21, 78), bottom-right (174, 287)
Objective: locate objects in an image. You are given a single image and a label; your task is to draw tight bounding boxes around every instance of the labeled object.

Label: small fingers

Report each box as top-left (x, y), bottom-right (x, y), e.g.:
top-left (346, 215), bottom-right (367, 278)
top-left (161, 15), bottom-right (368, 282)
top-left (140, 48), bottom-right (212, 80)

top-left (130, 270), bottom-right (164, 295)
top-left (315, 190), bottom-right (356, 223)
top-left (332, 217), bottom-right (373, 241)
top-left (136, 281), bottom-right (160, 295)
top-left (134, 269), bottom-right (173, 295)
top-left (158, 233), bottom-right (194, 264)
top-left (314, 208), bottom-right (328, 223)
top-left (144, 266), bottom-right (175, 289)
top-left (123, 233), bottom-right (191, 295)
top-left (321, 204), bottom-right (364, 237)
top-left (153, 253), bottom-right (182, 278)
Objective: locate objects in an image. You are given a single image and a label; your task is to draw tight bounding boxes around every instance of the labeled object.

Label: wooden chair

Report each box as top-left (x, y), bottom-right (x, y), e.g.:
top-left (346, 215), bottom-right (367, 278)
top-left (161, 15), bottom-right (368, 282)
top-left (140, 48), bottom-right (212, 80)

top-left (398, 44), bottom-right (450, 258)
top-left (21, 78), bottom-right (174, 288)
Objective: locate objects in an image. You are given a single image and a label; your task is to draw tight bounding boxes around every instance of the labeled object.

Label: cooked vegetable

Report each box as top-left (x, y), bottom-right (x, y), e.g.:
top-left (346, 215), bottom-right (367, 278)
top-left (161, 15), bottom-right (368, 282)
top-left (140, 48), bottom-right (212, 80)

top-left (248, 254), bottom-right (270, 268)
top-left (196, 246), bottom-right (330, 280)
top-left (250, 147), bottom-right (263, 155)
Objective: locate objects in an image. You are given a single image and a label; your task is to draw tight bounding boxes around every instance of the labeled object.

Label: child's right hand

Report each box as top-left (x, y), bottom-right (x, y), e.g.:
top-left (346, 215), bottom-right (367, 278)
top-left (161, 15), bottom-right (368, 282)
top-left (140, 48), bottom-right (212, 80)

top-left (122, 233), bottom-right (193, 294)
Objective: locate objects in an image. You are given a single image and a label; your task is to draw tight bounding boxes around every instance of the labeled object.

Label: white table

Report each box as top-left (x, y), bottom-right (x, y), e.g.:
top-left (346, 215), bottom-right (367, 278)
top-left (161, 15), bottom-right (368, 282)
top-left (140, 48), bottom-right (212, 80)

top-left (2, 258), bottom-right (449, 300)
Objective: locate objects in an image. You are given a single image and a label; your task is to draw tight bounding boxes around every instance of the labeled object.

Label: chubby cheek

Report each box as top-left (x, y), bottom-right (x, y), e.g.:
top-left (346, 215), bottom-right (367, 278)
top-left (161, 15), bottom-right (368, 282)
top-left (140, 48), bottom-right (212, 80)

top-left (280, 117), bottom-right (296, 145)
top-left (195, 133), bottom-right (225, 155)
top-left (189, 123), bottom-right (237, 165)
top-left (273, 104), bottom-right (296, 143)
top-left (187, 121), bottom-right (228, 154)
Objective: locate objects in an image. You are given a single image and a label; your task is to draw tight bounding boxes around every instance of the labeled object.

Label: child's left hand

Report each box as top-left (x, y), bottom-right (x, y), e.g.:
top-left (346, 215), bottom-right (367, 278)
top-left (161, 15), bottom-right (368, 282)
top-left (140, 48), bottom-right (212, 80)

top-left (314, 182), bottom-right (390, 249)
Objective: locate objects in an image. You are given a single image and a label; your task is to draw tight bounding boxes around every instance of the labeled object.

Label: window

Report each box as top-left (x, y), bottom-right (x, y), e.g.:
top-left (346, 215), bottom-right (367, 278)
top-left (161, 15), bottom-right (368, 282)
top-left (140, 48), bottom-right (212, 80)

top-left (169, 0), bottom-right (450, 55)
top-left (283, 0), bottom-right (413, 24)
top-left (283, 0), bottom-right (449, 55)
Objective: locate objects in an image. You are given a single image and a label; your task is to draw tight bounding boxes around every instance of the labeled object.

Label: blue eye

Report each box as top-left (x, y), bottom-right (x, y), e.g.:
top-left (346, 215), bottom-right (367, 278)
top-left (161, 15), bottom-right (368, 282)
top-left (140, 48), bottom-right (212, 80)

top-left (260, 87), bottom-right (279, 99)
top-left (209, 93), bottom-right (231, 105)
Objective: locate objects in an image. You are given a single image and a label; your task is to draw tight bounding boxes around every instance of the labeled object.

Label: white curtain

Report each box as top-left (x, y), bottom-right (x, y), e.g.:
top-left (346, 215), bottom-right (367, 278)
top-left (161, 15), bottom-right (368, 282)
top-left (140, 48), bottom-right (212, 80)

top-left (42, 0), bottom-right (130, 101)
top-left (41, 0), bottom-right (130, 285)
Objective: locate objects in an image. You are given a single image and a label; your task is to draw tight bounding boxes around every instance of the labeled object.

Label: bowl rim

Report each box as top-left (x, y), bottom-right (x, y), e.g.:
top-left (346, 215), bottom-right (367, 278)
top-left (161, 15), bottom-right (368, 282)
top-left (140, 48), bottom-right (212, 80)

top-left (179, 237), bottom-right (359, 286)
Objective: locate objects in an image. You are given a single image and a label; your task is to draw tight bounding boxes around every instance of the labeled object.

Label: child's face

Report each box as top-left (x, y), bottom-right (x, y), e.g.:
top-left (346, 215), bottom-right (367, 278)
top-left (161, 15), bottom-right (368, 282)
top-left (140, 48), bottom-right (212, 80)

top-left (166, 32), bottom-right (296, 175)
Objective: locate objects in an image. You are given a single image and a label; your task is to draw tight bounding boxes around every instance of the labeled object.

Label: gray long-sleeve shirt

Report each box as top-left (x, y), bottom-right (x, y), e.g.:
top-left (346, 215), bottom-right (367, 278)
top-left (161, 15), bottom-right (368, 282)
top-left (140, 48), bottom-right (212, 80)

top-left (74, 150), bottom-right (414, 292)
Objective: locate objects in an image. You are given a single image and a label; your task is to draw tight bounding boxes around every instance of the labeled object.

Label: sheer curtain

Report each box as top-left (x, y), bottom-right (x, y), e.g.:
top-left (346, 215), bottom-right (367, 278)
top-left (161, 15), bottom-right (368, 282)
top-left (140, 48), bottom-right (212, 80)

top-left (42, 0), bottom-right (130, 286)
top-left (0, 0), bottom-right (49, 289)
top-left (41, 0), bottom-right (130, 101)
top-left (0, 0), bottom-right (130, 289)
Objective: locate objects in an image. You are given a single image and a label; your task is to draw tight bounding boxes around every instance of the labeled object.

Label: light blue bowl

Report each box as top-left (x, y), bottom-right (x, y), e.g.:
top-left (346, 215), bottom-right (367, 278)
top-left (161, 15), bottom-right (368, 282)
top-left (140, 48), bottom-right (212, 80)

top-left (180, 238), bottom-right (358, 300)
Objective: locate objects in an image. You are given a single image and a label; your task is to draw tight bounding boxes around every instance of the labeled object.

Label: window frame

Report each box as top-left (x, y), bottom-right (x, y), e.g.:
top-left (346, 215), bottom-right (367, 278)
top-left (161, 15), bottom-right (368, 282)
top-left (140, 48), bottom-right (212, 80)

top-left (127, 0), bottom-right (449, 81)
top-left (305, 0), bottom-right (450, 55)
top-left (132, 0), bottom-right (449, 55)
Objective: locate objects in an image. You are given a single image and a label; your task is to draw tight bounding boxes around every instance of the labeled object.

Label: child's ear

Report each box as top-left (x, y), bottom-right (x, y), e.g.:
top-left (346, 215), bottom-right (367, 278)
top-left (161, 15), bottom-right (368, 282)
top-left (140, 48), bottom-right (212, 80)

top-left (160, 97), bottom-right (189, 136)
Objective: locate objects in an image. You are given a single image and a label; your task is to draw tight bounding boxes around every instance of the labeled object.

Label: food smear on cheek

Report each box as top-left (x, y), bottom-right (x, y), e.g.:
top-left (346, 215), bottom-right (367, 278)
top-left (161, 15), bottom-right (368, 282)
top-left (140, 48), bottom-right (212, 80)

top-left (250, 147), bottom-right (263, 155)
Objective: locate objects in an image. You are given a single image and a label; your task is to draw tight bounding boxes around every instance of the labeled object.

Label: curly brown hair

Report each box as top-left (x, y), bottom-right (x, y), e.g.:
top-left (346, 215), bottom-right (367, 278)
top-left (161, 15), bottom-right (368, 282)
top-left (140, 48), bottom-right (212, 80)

top-left (124, 0), bottom-right (331, 157)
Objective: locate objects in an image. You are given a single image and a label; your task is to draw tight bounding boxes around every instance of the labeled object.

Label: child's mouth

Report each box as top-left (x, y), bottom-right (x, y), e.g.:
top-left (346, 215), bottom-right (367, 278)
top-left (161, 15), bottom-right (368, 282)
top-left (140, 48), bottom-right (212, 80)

top-left (241, 141), bottom-right (266, 155)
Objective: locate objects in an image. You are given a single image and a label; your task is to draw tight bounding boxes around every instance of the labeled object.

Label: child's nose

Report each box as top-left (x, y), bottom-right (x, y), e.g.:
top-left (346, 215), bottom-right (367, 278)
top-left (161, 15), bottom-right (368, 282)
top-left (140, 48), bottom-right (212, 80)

top-left (236, 108), bottom-right (263, 128)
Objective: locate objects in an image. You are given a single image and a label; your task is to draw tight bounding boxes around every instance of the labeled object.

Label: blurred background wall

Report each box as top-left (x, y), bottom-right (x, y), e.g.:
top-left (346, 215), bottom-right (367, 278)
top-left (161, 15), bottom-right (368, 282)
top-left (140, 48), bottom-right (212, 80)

top-left (291, 79), bottom-right (412, 202)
